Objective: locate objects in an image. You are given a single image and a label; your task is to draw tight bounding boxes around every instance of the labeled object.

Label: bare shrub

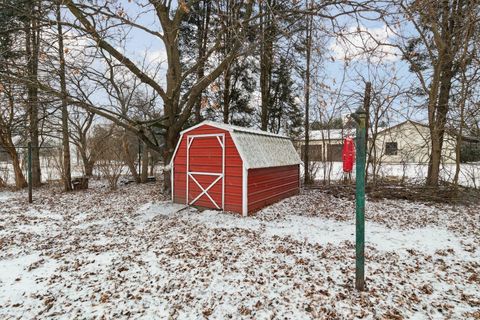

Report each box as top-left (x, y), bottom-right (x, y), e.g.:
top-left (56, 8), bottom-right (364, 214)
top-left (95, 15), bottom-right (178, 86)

top-left (304, 160), bottom-right (321, 184)
top-left (96, 128), bottom-right (125, 190)
top-left (48, 147), bottom-right (67, 185)
top-left (0, 162), bottom-right (10, 187)
top-left (97, 158), bottom-right (124, 190)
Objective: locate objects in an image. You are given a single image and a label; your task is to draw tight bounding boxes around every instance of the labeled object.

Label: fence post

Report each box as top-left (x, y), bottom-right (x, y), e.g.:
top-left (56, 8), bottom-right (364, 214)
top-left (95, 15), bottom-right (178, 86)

top-left (352, 106), bottom-right (366, 291)
top-left (28, 142), bottom-right (32, 203)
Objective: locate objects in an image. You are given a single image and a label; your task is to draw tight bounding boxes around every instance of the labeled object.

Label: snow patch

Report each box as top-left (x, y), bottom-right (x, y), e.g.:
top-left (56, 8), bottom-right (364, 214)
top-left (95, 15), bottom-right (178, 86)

top-left (136, 201), bottom-right (187, 225)
top-left (194, 212), bottom-right (472, 256)
top-left (0, 253), bottom-right (58, 304)
top-left (0, 191), bottom-right (15, 203)
top-left (25, 208), bottom-right (64, 221)
top-left (193, 210), bottom-right (263, 231)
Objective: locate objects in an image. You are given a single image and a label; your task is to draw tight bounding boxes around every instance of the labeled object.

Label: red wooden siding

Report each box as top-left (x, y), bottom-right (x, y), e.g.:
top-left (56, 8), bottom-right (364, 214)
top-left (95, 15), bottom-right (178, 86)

top-left (173, 124), bottom-right (243, 213)
top-left (247, 164), bottom-right (300, 213)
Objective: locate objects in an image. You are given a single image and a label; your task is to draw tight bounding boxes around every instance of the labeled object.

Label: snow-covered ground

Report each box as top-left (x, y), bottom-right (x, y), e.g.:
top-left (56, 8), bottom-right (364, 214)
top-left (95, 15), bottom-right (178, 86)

top-left (0, 182), bottom-right (479, 319)
top-left (312, 161), bottom-right (480, 188)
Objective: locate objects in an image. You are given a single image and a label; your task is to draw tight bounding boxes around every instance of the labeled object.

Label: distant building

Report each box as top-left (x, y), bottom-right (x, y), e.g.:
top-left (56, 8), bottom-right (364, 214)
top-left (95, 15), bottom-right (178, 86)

top-left (297, 128), bottom-right (356, 162)
top-left (373, 120), bottom-right (480, 164)
top-left (296, 120), bottom-right (480, 164)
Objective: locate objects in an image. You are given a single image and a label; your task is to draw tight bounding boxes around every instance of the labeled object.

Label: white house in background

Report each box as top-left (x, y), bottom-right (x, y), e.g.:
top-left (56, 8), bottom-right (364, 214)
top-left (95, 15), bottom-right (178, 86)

top-left (373, 120), bottom-right (457, 164)
top-left (296, 120), bottom-right (479, 164)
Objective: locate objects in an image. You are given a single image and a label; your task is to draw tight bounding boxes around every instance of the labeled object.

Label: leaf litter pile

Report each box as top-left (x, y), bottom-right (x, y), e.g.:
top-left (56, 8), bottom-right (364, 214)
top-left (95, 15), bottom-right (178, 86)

top-left (0, 182), bottom-right (479, 319)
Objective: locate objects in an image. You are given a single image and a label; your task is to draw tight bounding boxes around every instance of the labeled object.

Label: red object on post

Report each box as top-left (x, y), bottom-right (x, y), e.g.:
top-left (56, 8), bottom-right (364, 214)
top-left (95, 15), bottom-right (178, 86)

top-left (342, 137), bottom-right (355, 173)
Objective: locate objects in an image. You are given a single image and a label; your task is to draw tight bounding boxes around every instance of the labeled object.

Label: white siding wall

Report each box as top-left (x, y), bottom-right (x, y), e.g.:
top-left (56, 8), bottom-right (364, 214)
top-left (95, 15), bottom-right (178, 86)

top-left (372, 122), bottom-right (457, 164)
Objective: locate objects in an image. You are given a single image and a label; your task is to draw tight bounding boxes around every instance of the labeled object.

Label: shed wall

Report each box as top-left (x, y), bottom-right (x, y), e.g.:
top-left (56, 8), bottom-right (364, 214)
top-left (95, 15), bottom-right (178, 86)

top-left (173, 125), bottom-right (244, 213)
top-left (247, 164), bottom-right (300, 213)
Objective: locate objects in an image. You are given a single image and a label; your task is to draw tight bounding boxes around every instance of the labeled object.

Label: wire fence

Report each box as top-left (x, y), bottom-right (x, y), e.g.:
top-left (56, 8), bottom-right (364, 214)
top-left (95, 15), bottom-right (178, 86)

top-left (0, 146), bottom-right (77, 185)
top-left (0, 145), bottom-right (164, 188)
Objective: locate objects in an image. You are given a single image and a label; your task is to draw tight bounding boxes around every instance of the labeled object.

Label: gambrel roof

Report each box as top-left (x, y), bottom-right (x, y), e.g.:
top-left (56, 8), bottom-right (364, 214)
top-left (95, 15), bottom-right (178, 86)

top-left (178, 121), bottom-right (302, 169)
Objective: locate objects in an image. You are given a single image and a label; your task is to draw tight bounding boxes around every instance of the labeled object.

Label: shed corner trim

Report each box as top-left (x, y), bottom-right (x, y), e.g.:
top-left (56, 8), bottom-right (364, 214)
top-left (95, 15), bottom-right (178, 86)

top-left (242, 165), bottom-right (248, 217)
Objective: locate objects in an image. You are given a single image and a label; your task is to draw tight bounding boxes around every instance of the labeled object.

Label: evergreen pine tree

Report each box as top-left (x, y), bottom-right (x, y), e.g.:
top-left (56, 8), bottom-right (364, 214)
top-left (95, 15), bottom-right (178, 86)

top-left (268, 57), bottom-right (303, 137)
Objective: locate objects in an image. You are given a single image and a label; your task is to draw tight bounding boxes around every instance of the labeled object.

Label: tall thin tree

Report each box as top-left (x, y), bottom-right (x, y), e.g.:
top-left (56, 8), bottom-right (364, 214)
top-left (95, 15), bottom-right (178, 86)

top-left (25, 0), bottom-right (41, 187)
top-left (56, 3), bottom-right (72, 191)
top-left (260, 0), bottom-right (274, 131)
top-left (303, 1), bottom-right (313, 185)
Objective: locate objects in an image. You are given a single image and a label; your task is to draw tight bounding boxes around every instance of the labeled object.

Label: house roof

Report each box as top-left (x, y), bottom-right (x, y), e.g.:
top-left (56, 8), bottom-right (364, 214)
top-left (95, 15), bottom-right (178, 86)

top-left (179, 121), bottom-right (302, 169)
top-left (375, 120), bottom-right (426, 135)
top-left (304, 121), bottom-right (429, 141)
top-left (377, 120), bottom-right (480, 142)
top-left (307, 128), bottom-right (356, 140)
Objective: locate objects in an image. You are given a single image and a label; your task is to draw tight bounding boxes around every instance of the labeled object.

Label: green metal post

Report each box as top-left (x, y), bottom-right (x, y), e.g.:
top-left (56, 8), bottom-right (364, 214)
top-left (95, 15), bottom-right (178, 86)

top-left (28, 142), bottom-right (32, 203)
top-left (353, 107), bottom-right (366, 291)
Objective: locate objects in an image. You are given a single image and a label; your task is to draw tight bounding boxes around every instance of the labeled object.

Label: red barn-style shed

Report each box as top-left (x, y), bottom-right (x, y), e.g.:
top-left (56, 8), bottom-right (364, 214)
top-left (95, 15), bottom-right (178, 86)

top-left (170, 121), bottom-right (302, 216)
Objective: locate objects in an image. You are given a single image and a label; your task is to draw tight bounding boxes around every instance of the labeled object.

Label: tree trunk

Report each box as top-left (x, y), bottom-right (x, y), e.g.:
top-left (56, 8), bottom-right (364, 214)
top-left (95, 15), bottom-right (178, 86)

top-left (424, 0), bottom-right (464, 187)
top-left (79, 150), bottom-right (94, 177)
top-left (453, 111), bottom-right (464, 188)
top-left (427, 138), bottom-right (442, 186)
top-left (57, 4), bottom-right (72, 191)
top-left (453, 53), bottom-right (471, 188)
top-left (141, 144), bottom-right (149, 183)
top-left (85, 161), bottom-right (94, 177)
top-left (260, 1), bottom-right (273, 131)
top-left (25, 1), bottom-right (41, 187)
top-left (7, 146), bottom-right (27, 188)
top-left (162, 126), bottom-right (179, 195)
top-left (0, 140), bottom-right (27, 188)
top-left (122, 133), bottom-right (140, 182)
top-left (223, 67), bottom-right (231, 124)
top-left (426, 60), bottom-right (454, 187)
top-left (362, 82), bottom-right (372, 184)
top-left (149, 156), bottom-right (155, 177)
top-left (194, 1), bottom-right (211, 123)
top-left (12, 153), bottom-right (27, 188)
top-left (303, 1), bottom-right (312, 185)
